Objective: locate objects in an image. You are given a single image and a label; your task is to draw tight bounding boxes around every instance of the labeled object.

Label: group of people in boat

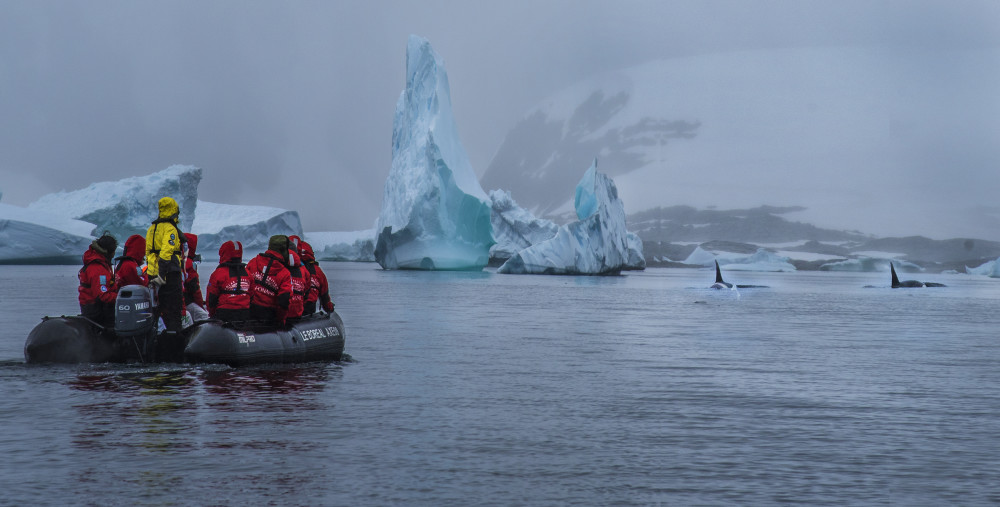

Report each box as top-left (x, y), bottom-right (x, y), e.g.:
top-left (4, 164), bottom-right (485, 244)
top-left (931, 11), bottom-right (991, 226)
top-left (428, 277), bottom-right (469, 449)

top-left (77, 196), bottom-right (334, 337)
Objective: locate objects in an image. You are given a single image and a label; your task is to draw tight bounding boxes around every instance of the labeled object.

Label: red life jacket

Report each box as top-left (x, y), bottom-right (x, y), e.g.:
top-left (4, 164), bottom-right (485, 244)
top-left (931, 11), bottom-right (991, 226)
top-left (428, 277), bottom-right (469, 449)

top-left (284, 251), bottom-right (308, 319)
top-left (207, 241), bottom-right (251, 316)
top-left (79, 247), bottom-right (117, 307)
top-left (182, 233), bottom-right (205, 308)
top-left (246, 249), bottom-right (292, 321)
top-left (298, 241), bottom-right (333, 312)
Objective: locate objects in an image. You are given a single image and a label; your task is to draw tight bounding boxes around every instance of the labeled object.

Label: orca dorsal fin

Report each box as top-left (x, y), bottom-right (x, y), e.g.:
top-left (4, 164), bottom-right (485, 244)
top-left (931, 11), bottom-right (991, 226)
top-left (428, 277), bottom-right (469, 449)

top-left (890, 262), bottom-right (900, 288)
top-left (715, 260), bottom-right (725, 284)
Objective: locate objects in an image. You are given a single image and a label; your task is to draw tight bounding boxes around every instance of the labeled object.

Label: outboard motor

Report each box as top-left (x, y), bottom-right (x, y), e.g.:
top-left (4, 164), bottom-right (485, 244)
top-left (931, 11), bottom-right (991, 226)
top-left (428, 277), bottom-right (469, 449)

top-left (115, 284), bottom-right (157, 337)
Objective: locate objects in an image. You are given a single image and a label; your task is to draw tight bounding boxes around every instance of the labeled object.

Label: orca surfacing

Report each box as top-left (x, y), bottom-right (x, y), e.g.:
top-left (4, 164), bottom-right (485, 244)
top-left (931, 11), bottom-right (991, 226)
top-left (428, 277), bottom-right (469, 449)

top-left (710, 260), bottom-right (769, 289)
top-left (890, 262), bottom-right (945, 288)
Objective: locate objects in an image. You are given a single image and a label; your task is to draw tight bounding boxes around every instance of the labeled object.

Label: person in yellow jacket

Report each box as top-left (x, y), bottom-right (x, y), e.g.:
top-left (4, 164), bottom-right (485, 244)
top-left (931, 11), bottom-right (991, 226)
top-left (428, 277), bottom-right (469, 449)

top-left (145, 196), bottom-right (187, 335)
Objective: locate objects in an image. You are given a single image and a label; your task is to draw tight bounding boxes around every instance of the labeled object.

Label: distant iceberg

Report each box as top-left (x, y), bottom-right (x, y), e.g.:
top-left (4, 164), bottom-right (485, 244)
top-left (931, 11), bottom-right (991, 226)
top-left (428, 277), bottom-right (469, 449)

top-left (307, 229), bottom-right (376, 262)
top-left (374, 35), bottom-right (494, 271)
top-left (966, 257), bottom-right (1000, 277)
top-left (820, 257), bottom-right (921, 272)
top-left (0, 203), bottom-right (96, 264)
top-left (28, 165), bottom-right (201, 239)
top-left (191, 200), bottom-right (303, 258)
top-left (498, 160), bottom-right (632, 275)
top-left (684, 246), bottom-right (795, 272)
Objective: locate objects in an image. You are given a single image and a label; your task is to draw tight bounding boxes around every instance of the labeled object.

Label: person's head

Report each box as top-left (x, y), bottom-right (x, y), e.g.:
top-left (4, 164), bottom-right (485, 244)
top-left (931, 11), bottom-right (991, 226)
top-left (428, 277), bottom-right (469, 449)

top-left (219, 240), bottom-right (243, 263)
top-left (184, 233), bottom-right (200, 261)
top-left (298, 241), bottom-right (316, 263)
top-left (123, 234), bottom-right (145, 260)
top-left (157, 196), bottom-right (180, 222)
top-left (268, 235), bottom-right (289, 259)
top-left (93, 232), bottom-right (118, 262)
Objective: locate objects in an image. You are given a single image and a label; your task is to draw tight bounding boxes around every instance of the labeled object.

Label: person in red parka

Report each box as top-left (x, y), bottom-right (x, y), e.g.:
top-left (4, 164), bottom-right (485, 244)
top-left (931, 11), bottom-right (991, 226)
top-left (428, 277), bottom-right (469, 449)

top-left (283, 249), bottom-right (308, 320)
top-left (79, 233), bottom-right (119, 329)
top-left (182, 233), bottom-right (209, 321)
top-left (206, 240), bottom-right (251, 322)
top-left (245, 235), bottom-right (292, 325)
top-left (114, 234), bottom-right (148, 288)
top-left (298, 240), bottom-right (334, 314)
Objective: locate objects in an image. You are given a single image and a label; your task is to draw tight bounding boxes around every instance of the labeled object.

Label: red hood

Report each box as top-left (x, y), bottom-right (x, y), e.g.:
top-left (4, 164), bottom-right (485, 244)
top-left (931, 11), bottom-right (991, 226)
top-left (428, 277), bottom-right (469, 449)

top-left (83, 245), bottom-right (111, 267)
top-left (298, 241), bottom-right (316, 263)
top-left (218, 240), bottom-right (243, 263)
top-left (122, 234), bottom-right (145, 261)
top-left (184, 233), bottom-right (198, 257)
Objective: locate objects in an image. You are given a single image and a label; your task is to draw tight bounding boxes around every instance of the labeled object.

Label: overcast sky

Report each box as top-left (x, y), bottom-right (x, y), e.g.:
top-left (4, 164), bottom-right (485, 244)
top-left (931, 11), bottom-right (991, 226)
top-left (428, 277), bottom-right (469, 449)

top-left (1, 0), bottom-right (998, 232)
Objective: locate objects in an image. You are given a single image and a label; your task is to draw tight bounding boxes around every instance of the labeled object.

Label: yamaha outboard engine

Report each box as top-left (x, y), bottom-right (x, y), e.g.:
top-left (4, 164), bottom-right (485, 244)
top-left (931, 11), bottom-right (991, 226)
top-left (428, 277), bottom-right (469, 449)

top-left (115, 285), bottom-right (157, 337)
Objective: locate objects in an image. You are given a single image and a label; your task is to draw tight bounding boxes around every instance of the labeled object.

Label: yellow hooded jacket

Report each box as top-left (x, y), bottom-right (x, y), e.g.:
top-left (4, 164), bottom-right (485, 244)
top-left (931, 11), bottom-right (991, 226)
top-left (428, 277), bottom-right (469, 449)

top-left (145, 197), bottom-right (184, 277)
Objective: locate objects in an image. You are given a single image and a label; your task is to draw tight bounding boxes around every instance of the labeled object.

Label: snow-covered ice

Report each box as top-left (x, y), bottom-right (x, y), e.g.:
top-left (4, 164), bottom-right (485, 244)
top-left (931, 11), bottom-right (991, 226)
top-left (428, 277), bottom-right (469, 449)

top-left (966, 257), bottom-right (1000, 277)
top-left (820, 257), bottom-right (921, 272)
top-left (191, 200), bottom-right (303, 258)
top-left (0, 203), bottom-right (96, 263)
top-left (374, 35), bottom-right (494, 270)
top-left (624, 232), bottom-right (646, 270)
top-left (683, 246), bottom-right (796, 272)
top-left (498, 160), bottom-right (632, 275)
top-left (488, 189), bottom-right (559, 263)
top-left (307, 229), bottom-right (376, 262)
top-left (28, 165), bottom-right (201, 239)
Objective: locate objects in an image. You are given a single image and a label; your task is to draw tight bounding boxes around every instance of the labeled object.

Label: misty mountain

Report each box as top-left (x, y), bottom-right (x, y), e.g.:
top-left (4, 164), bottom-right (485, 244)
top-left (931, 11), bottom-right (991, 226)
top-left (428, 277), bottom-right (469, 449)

top-left (480, 46), bottom-right (1000, 241)
top-left (633, 205), bottom-right (1000, 272)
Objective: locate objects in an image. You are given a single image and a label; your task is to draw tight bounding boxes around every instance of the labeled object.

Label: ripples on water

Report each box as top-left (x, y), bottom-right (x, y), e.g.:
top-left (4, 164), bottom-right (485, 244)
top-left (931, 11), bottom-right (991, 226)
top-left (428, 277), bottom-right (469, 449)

top-left (1, 264), bottom-right (999, 505)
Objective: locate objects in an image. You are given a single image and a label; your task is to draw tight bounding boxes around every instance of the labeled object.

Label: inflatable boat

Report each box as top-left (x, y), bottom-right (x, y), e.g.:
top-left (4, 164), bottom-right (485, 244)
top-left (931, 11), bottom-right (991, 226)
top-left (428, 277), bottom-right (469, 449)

top-left (24, 285), bottom-right (346, 366)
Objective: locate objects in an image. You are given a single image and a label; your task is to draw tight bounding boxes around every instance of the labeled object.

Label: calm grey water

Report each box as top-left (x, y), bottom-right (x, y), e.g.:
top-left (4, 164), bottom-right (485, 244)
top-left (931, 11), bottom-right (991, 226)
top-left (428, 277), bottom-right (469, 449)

top-left (1, 263), bottom-right (998, 506)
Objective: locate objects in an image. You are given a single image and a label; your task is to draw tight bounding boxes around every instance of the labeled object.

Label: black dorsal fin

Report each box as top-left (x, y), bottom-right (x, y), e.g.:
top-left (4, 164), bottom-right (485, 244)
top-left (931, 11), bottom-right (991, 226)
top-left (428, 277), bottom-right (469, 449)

top-left (890, 262), bottom-right (900, 288)
top-left (715, 260), bottom-right (725, 284)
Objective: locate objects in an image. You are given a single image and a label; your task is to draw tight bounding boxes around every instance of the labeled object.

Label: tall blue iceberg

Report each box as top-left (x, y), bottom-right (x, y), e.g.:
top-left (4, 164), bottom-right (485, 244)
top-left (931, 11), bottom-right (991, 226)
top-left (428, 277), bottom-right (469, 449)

top-left (374, 35), bottom-right (494, 271)
top-left (498, 159), bottom-right (634, 275)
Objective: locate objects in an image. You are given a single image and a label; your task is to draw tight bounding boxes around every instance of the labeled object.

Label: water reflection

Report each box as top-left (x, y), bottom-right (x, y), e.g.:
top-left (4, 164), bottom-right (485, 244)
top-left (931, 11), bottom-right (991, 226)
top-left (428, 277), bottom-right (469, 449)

top-left (66, 363), bottom-right (342, 494)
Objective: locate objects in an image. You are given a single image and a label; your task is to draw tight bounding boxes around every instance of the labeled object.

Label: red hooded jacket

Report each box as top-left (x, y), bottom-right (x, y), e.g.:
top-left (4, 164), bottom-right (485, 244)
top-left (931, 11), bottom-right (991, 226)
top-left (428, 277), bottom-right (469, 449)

top-left (182, 233), bottom-right (206, 309)
top-left (299, 241), bottom-right (334, 312)
top-left (246, 249), bottom-right (292, 321)
top-left (79, 246), bottom-right (117, 307)
top-left (284, 251), bottom-right (307, 319)
top-left (207, 241), bottom-right (251, 316)
top-left (114, 234), bottom-right (148, 287)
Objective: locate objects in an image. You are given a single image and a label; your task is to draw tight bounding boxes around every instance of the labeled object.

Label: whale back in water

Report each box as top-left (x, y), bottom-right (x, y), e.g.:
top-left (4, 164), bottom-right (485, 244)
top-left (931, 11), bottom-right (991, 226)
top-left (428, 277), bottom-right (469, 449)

top-left (891, 262), bottom-right (946, 288)
top-left (709, 259), bottom-right (770, 289)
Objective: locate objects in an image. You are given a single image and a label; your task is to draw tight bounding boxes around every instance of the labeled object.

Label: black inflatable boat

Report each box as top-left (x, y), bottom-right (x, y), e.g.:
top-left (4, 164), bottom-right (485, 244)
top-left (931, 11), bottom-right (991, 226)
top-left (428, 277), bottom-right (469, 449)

top-left (24, 284), bottom-right (345, 366)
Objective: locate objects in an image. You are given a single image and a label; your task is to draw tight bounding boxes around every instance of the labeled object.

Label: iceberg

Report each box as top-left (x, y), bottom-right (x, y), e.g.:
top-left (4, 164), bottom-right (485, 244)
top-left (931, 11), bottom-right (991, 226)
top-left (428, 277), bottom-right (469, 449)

top-left (820, 257), bottom-right (920, 272)
top-left (307, 229), bottom-right (376, 262)
top-left (966, 257), bottom-right (1000, 277)
top-left (0, 203), bottom-right (96, 263)
top-left (488, 189), bottom-right (560, 264)
top-left (683, 246), bottom-right (795, 272)
top-left (625, 232), bottom-right (646, 270)
top-left (374, 35), bottom-right (494, 271)
top-left (28, 165), bottom-right (201, 239)
top-left (498, 159), bottom-right (632, 275)
top-left (191, 200), bottom-right (303, 258)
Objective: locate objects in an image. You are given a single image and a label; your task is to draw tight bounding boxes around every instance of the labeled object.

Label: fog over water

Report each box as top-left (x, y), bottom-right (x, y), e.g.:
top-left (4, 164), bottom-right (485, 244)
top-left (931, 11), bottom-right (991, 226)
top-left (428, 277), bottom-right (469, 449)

top-left (1, 1), bottom-right (998, 235)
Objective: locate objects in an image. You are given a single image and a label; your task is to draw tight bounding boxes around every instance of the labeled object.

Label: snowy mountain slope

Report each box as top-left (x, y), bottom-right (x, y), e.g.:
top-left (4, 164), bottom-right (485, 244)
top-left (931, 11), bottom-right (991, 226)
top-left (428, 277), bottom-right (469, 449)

top-left (481, 46), bottom-right (1000, 241)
